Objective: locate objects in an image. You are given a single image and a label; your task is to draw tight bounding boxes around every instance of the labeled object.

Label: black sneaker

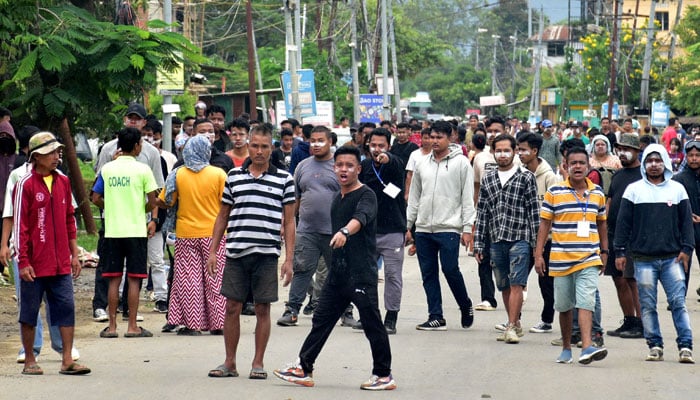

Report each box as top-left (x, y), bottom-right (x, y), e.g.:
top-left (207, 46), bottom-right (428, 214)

top-left (592, 332), bottom-right (605, 348)
top-left (277, 308), bottom-right (299, 326)
top-left (461, 305), bottom-right (474, 328)
top-left (302, 302), bottom-right (316, 315)
top-left (153, 300), bottom-right (168, 313)
top-left (619, 325), bottom-right (644, 339)
top-left (607, 318), bottom-right (631, 337)
top-left (416, 318), bottom-right (447, 331)
top-left (162, 323), bottom-right (179, 333)
top-left (241, 302), bottom-right (256, 316)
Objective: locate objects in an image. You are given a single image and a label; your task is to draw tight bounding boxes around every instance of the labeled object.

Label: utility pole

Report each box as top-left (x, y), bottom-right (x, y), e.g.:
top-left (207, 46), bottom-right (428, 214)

top-left (607, 0), bottom-right (619, 119)
top-left (252, 21), bottom-right (268, 123)
top-left (476, 28), bottom-right (487, 70)
top-left (389, 2), bottom-right (401, 123)
top-left (284, 0), bottom-right (301, 120)
top-left (491, 34), bottom-right (500, 95)
top-left (530, 8), bottom-right (543, 121)
top-left (381, 0), bottom-right (390, 121)
top-left (246, 0), bottom-right (258, 121)
top-left (350, 0), bottom-right (360, 124)
top-left (294, 0), bottom-right (302, 68)
top-left (162, 0), bottom-right (173, 152)
top-left (528, 0), bottom-right (532, 38)
top-left (640, 0), bottom-right (656, 109)
top-left (510, 31), bottom-right (517, 109)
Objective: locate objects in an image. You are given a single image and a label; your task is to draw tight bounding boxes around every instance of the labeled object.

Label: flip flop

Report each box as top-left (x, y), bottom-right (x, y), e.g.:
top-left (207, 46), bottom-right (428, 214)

top-left (208, 364), bottom-right (239, 378)
top-left (124, 327), bottom-right (153, 338)
top-left (59, 363), bottom-right (91, 375)
top-left (100, 327), bottom-right (118, 338)
top-left (249, 367), bottom-right (267, 380)
top-left (22, 364), bottom-right (43, 375)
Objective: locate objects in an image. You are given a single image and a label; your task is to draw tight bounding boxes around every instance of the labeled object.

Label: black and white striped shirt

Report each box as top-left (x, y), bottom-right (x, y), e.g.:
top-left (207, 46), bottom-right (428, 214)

top-left (222, 162), bottom-right (295, 258)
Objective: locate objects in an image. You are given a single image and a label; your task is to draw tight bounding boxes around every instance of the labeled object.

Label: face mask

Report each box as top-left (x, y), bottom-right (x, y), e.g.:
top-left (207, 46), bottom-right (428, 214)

top-left (310, 142), bottom-right (326, 148)
top-left (619, 151), bottom-right (633, 160)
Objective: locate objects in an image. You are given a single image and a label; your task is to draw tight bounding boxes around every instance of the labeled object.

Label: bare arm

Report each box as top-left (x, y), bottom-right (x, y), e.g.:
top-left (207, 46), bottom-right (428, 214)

top-left (206, 203), bottom-right (232, 277)
top-left (534, 218), bottom-right (553, 276)
top-left (280, 202), bottom-right (296, 286)
top-left (91, 192), bottom-right (104, 209)
top-left (0, 217), bottom-right (13, 266)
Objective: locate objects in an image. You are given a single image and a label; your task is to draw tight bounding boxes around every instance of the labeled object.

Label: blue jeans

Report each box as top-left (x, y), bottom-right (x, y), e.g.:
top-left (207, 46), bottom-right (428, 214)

top-left (13, 258), bottom-right (63, 355)
top-left (635, 257), bottom-right (693, 350)
top-left (490, 240), bottom-right (530, 291)
top-left (415, 232), bottom-right (471, 320)
top-left (286, 232), bottom-right (332, 311)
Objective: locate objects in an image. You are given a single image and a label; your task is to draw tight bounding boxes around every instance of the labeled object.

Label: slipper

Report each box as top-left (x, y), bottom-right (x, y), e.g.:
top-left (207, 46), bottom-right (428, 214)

top-left (124, 327), bottom-right (153, 338)
top-left (22, 364), bottom-right (43, 375)
top-left (100, 327), bottom-right (118, 338)
top-left (249, 367), bottom-right (267, 380)
top-left (59, 363), bottom-right (91, 375)
top-left (208, 364), bottom-right (239, 378)
top-left (176, 327), bottom-right (202, 336)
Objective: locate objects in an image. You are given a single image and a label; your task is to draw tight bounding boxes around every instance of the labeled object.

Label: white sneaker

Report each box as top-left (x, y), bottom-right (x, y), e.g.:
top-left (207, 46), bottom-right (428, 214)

top-left (522, 288), bottom-right (528, 304)
top-left (93, 308), bottom-right (108, 322)
top-left (71, 347), bottom-right (80, 361)
top-left (16, 351), bottom-right (39, 364)
top-left (474, 301), bottom-right (496, 311)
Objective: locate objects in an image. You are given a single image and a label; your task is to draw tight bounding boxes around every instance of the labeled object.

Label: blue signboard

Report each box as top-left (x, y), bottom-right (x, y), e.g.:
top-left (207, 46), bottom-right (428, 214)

top-left (651, 101), bottom-right (670, 127)
top-left (359, 94), bottom-right (383, 123)
top-left (281, 69), bottom-right (317, 118)
top-left (601, 102), bottom-right (619, 120)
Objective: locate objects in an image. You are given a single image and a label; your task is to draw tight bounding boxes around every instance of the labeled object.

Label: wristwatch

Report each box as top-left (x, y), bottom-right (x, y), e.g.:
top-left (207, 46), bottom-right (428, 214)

top-left (150, 217), bottom-right (160, 225)
top-left (340, 228), bottom-right (350, 237)
top-left (600, 249), bottom-right (609, 254)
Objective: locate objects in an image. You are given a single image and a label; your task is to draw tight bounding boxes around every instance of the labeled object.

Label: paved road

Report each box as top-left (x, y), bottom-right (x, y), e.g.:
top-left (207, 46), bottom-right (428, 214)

top-left (1, 251), bottom-right (699, 399)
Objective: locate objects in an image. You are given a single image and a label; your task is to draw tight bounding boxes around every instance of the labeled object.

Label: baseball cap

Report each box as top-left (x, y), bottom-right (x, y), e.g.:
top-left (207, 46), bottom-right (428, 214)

top-left (614, 133), bottom-right (640, 150)
top-left (195, 101), bottom-right (207, 109)
top-left (0, 121), bottom-right (14, 136)
top-left (29, 131), bottom-right (64, 157)
top-left (126, 103), bottom-right (147, 119)
top-left (541, 119), bottom-right (553, 128)
top-left (570, 120), bottom-right (581, 127)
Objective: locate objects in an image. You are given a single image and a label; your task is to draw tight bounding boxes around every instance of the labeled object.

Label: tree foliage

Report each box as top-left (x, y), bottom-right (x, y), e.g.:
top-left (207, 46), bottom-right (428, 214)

top-left (670, 6), bottom-right (700, 115)
top-left (1, 1), bottom-right (203, 135)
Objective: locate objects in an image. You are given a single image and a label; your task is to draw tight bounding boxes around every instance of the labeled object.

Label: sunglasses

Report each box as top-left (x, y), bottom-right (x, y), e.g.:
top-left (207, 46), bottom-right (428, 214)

top-left (686, 140), bottom-right (700, 152)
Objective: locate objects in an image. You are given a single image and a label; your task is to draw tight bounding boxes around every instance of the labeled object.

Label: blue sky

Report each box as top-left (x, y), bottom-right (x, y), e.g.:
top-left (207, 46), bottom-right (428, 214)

top-left (530, 0), bottom-right (579, 25)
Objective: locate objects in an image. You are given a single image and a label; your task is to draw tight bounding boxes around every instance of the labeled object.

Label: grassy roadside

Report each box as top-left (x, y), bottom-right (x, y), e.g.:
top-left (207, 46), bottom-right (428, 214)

top-left (77, 159), bottom-right (99, 252)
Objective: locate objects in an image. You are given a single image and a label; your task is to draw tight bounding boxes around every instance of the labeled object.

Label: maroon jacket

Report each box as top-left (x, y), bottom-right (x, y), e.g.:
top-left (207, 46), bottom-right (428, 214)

top-left (14, 169), bottom-right (76, 277)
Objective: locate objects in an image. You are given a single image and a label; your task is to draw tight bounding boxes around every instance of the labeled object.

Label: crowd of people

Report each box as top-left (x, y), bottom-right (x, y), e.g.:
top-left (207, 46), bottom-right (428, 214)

top-left (3, 100), bottom-right (699, 387)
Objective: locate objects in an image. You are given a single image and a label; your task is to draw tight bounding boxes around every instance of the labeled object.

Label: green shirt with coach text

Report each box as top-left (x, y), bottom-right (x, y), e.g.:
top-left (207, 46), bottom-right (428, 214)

top-left (100, 156), bottom-right (158, 238)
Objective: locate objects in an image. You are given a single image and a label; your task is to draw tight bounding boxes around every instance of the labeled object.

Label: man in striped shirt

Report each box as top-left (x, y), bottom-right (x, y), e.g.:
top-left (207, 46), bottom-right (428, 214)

top-left (206, 124), bottom-right (296, 379)
top-left (534, 147), bottom-right (608, 365)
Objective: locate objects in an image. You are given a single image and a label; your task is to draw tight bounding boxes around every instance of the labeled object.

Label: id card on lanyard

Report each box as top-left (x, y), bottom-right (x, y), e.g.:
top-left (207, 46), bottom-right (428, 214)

top-left (573, 189), bottom-right (590, 238)
top-left (372, 161), bottom-right (400, 199)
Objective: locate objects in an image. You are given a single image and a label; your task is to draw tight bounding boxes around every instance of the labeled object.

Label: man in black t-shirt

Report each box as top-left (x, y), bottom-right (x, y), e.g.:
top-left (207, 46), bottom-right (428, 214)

top-left (389, 122), bottom-right (418, 169)
top-left (274, 146), bottom-right (396, 391)
top-left (605, 133), bottom-right (643, 338)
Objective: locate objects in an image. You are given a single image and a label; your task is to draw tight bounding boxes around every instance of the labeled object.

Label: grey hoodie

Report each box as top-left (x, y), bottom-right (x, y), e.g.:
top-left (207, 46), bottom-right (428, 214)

top-left (406, 144), bottom-right (475, 234)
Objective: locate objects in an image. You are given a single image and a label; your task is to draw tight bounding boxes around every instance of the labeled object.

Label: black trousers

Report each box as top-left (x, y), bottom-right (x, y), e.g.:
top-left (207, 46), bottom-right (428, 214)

top-left (478, 237), bottom-right (497, 307)
top-left (299, 281), bottom-right (391, 377)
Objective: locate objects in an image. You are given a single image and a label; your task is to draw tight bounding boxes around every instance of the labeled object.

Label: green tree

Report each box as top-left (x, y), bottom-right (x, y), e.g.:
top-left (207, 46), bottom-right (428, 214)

top-left (670, 5), bottom-right (700, 115)
top-left (0, 1), bottom-right (202, 232)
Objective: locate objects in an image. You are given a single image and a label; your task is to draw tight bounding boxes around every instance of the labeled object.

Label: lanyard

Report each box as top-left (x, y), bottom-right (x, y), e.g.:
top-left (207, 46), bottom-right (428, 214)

top-left (571, 188), bottom-right (590, 219)
top-left (372, 162), bottom-right (387, 187)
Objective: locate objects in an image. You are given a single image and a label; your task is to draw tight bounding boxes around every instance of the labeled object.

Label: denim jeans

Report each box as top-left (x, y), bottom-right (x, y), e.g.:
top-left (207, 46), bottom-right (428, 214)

top-left (147, 231), bottom-right (168, 302)
top-left (635, 257), bottom-right (693, 350)
top-left (490, 240), bottom-right (530, 291)
top-left (13, 258), bottom-right (63, 355)
top-left (415, 232), bottom-right (471, 320)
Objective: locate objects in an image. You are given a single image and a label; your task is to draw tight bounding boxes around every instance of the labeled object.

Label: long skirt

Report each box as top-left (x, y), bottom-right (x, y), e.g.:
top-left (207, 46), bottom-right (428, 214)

top-left (166, 237), bottom-right (226, 331)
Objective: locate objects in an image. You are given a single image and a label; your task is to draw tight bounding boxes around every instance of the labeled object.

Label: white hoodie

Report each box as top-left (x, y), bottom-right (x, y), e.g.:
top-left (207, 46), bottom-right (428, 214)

top-left (407, 144), bottom-right (475, 234)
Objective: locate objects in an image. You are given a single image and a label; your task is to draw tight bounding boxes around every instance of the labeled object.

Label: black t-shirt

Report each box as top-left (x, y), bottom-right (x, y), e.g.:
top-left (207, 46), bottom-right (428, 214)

top-left (272, 148), bottom-right (292, 171)
top-left (389, 140), bottom-right (418, 169)
top-left (359, 155), bottom-right (407, 234)
top-left (607, 167), bottom-right (642, 233)
top-left (328, 185), bottom-right (378, 286)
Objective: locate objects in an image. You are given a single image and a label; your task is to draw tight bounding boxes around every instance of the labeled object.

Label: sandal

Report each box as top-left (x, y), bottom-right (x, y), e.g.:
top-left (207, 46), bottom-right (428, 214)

top-left (208, 364), bottom-right (239, 378)
top-left (176, 327), bottom-right (202, 336)
top-left (249, 367), bottom-right (267, 380)
top-left (123, 327), bottom-right (153, 338)
top-left (100, 327), bottom-right (118, 338)
top-left (59, 363), bottom-right (91, 375)
top-left (22, 364), bottom-right (43, 375)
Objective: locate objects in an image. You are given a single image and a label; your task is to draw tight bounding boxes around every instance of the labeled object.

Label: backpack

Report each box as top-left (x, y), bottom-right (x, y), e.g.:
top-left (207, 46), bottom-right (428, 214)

top-left (587, 167), bottom-right (616, 196)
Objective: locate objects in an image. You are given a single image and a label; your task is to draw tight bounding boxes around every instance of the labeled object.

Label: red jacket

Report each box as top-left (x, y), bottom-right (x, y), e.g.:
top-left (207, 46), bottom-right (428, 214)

top-left (14, 169), bottom-right (76, 277)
